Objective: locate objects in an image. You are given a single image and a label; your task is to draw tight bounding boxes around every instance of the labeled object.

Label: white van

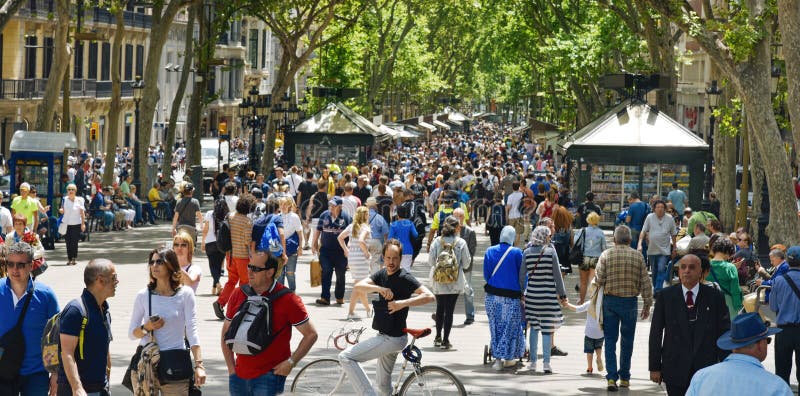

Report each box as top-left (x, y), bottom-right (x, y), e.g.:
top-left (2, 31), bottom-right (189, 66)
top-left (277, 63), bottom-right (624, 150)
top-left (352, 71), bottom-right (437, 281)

top-left (201, 138), bottom-right (230, 178)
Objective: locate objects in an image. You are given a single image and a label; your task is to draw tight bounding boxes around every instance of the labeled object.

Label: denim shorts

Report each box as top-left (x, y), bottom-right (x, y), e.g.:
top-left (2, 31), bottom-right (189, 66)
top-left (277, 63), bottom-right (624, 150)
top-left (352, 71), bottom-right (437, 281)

top-left (579, 256), bottom-right (599, 271)
top-left (583, 335), bottom-right (604, 353)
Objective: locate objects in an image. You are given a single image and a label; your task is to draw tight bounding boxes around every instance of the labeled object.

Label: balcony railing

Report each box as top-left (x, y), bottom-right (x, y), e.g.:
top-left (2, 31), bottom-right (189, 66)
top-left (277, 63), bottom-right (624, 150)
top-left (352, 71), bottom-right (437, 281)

top-left (0, 79), bottom-right (134, 100)
top-left (18, 2), bottom-right (152, 29)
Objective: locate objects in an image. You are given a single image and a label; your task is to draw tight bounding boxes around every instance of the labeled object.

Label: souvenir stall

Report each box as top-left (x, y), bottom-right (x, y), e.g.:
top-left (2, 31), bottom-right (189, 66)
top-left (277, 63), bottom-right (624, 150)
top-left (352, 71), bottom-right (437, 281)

top-left (9, 130), bottom-right (78, 210)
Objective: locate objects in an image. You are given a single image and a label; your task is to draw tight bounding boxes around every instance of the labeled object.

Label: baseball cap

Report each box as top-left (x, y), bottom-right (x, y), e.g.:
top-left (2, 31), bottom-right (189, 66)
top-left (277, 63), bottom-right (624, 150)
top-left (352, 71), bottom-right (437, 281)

top-left (19, 182), bottom-right (30, 191)
top-left (787, 246), bottom-right (800, 265)
top-left (328, 196), bottom-right (343, 206)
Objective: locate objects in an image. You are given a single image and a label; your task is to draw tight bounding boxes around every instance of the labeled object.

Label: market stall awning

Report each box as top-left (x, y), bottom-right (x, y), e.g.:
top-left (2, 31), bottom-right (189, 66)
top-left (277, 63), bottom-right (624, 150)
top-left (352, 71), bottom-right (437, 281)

top-left (10, 130), bottom-right (78, 153)
top-left (379, 124), bottom-right (422, 139)
top-left (472, 112), bottom-right (496, 119)
top-left (443, 106), bottom-right (472, 122)
top-left (294, 102), bottom-right (391, 142)
top-left (562, 100), bottom-right (708, 151)
top-left (432, 120), bottom-right (451, 130)
top-left (417, 121), bottom-right (436, 132)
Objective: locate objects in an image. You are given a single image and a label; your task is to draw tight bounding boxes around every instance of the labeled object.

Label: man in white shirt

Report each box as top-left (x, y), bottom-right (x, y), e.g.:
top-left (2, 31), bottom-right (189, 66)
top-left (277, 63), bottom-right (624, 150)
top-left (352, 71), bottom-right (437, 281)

top-left (505, 180), bottom-right (524, 247)
top-left (0, 192), bottom-right (12, 235)
top-left (638, 200), bottom-right (678, 292)
top-left (341, 183), bottom-right (360, 219)
top-left (286, 166), bottom-right (304, 198)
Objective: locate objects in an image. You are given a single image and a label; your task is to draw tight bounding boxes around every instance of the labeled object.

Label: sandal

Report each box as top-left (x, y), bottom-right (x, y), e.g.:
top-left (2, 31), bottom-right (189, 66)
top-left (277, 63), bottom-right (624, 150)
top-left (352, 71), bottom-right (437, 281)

top-left (586, 368), bottom-right (593, 374)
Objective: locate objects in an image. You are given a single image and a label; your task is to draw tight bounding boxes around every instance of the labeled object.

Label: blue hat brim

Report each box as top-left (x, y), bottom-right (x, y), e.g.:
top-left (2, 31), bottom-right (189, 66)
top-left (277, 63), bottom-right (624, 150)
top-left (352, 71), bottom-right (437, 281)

top-left (716, 327), bottom-right (782, 350)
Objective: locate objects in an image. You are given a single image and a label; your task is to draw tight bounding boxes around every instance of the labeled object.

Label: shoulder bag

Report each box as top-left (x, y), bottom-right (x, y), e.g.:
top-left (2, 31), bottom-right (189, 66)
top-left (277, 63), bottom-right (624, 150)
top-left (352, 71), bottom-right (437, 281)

top-left (0, 286), bottom-right (34, 382)
top-left (488, 246), bottom-right (513, 281)
top-left (782, 273), bottom-right (800, 299)
top-left (156, 289), bottom-right (194, 383)
top-left (569, 229), bottom-right (585, 265)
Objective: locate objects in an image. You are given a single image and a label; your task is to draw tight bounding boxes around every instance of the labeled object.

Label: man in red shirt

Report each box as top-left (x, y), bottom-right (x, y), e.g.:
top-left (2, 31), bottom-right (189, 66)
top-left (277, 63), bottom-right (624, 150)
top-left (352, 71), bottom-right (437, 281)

top-left (221, 251), bottom-right (318, 395)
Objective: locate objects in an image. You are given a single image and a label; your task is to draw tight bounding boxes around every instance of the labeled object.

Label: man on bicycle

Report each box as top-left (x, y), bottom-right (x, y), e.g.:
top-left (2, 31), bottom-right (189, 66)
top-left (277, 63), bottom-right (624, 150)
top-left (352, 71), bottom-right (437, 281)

top-left (339, 239), bottom-right (435, 396)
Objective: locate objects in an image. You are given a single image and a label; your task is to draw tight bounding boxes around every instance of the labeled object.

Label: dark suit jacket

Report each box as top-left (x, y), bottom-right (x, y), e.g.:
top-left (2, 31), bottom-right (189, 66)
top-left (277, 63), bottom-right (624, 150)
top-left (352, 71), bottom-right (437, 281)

top-left (649, 283), bottom-right (731, 388)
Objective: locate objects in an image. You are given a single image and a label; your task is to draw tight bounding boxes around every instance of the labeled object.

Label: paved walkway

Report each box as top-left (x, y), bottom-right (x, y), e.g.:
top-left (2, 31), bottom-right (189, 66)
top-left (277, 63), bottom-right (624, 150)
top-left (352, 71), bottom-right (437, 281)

top-left (38, 217), bottom-right (796, 395)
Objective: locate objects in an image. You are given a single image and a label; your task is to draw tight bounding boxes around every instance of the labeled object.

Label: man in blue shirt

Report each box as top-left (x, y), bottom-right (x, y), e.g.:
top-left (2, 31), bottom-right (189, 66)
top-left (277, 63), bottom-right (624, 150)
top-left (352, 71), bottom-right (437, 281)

top-left (768, 245), bottom-right (800, 385)
top-left (757, 249), bottom-right (790, 302)
top-left (686, 312), bottom-right (789, 396)
top-left (58, 258), bottom-right (118, 396)
top-left (312, 197), bottom-right (352, 306)
top-left (0, 242), bottom-right (59, 395)
top-left (667, 182), bottom-right (688, 214)
top-left (625, 192), bottom-right (648, 250)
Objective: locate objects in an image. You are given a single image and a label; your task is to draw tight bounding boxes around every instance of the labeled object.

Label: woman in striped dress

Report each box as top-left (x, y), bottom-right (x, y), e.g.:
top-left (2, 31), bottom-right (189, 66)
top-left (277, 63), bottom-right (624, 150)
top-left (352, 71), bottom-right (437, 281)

top-left (524, 225), bottom-right (567, 373)
top-left (339, 205), bottom-right (372, 320)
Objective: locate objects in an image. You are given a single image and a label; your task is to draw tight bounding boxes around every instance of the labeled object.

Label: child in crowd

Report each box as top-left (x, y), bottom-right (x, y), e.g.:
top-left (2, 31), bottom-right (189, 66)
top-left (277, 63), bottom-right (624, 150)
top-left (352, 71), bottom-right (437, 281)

top-left (562, 280), bottom-right (604, 374)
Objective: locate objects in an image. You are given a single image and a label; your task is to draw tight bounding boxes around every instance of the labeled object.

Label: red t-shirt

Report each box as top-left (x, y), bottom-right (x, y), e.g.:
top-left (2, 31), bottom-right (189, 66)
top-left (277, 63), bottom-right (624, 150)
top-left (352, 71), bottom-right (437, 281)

top-left (225, 282), bottom-right (309, 379)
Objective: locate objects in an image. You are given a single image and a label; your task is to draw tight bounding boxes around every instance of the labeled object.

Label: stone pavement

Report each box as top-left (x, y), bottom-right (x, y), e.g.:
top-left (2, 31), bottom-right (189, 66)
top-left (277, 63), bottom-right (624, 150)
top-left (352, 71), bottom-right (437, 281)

top-left (37, 217), bottom-right (797, 395)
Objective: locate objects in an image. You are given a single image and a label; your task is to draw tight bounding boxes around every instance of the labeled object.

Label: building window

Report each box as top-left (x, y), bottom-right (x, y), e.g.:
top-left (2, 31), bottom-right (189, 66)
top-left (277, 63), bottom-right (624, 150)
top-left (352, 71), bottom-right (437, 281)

top-left (124, 44), bottom-right (133, 80)
top-left (43, 37), bottom-right (53, 78)
top-left (88, 42), bottom-right (98, 79)
top-left (24, 36), bottom-right (37, 79)
top-left (0, 34), bottom-right (3, 80)
top-left (101, 42), bottom-right (110, 80)
top-left (135, 45), bottom-right (144, 76)
top-left (248, 29), bottom-right (258, 67)
top-left (261, 30), bottom-right (266, 69)
top-left (74, 42), bottom-right (84, 79)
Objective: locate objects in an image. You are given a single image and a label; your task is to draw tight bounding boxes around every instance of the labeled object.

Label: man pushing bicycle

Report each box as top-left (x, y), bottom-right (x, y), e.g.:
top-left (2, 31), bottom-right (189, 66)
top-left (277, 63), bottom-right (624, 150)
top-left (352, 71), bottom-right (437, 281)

top-left (339, 238), bottom-right (436, 396)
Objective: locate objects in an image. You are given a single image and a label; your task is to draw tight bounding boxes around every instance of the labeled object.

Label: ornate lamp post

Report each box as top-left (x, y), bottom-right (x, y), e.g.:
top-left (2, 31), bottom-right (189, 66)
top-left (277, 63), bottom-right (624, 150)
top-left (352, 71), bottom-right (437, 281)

top-left (702, 80), bottom-right (722, 211)
top-left (131, 75), bottom-right (145, 192)
top-left (246, 85), bottom-right (259, 172)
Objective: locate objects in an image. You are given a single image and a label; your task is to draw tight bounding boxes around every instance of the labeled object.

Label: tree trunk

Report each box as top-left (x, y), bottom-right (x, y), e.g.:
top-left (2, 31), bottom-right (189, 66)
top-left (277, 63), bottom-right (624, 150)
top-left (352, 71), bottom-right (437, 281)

top-left (261, 55), bottom-right (295, 175)
top-left (778, 0), bottom-right (800, 168)
top-left (102, 6), bottom-right (124, 187)
top-left (33, 0), bottom-right (69, 131)
top-left (162, 6), bottom-right (195, 177)
top-left (185, 1), bottom-right (206, 182)
top-left (737, 117), bottom-right (750, 230)
top-left (748, 120), bottom-right (763, 236)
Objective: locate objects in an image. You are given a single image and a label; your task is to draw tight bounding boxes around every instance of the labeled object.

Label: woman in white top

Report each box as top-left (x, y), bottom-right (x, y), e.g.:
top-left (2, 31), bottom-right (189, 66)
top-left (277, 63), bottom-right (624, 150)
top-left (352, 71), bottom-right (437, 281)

top-left (201, 209), bottom-right (225, 295)
top-left (59, 183), bottom-right (86, 265)
top-left (174, 231), bottom-right (202, 293)
top-left (128, 248), bottom-right (206, 393)
top-left (277, 196), bottom-right (303, 291)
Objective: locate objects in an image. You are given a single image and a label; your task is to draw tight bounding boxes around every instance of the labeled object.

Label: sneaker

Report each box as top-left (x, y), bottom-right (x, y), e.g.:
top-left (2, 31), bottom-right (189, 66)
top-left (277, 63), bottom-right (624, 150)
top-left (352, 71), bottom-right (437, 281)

top-left (346, 312), bottom-right (362, 320)
top-left (619, 380), bottom-right (630, 388)
top-left (607, 380), bottom-right (618, 391)
top-left (503, 360), bottom-right (518, 368)
top-left (464, 318), bottom-right (474, 325)
top-left (550, 346), bottom-right (568, 356)
top-left (315, 298), bottom-right (330, 306)
top-left (597, 357), bottom-right (604, 372)
top-left (336, 298), bottom-right (345, 305)
top-left (526, 361), bottom-right (537, 372)
top-left (543, 362), bottom-right (552, 374)
top-left (440, 341), bottom-right (452, 350)
top-left (492, 359), bottom-right (503, 371)
top-left (212, 301), bottom-right (224, 320)
top-left (433, 336), bottom-right (442, 347)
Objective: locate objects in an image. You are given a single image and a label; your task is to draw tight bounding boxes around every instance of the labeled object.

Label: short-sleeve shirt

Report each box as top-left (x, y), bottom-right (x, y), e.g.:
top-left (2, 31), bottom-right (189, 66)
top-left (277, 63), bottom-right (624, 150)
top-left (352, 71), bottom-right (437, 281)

top-left (369, 268), bottom-right (421, 337)
top-left (229, 213), bottom-right (253, 259)
top-left (667, 189), bottom-right (688, 213)
top-left (57, 289), bottom-right (112, 391)
top-left (0, 278), bottom-right (59, 375)
top-left (627, 201), bottom-right (648, 231)
top-left (505, 191), bottom-right (523, 219)
top-left (175, 197), bottom-right (200, 226)
top-left (641, 213), bottom-right (677, 256)
top-left (317, 210), bottom-right (351, 253)
top-left (297, 181), bottom-right (317, 212)
top-left (12, 196), bottom-right (39, 225)
top-left (224, 282), bottom-right (308, 379)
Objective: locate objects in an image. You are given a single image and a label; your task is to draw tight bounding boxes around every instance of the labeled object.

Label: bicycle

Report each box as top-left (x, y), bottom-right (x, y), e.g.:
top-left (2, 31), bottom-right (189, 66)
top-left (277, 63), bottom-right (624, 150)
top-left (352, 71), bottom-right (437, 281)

top-left (326, 324), bottom-right (367, 351)
top-left (291, 327), bottom-right (466, 395)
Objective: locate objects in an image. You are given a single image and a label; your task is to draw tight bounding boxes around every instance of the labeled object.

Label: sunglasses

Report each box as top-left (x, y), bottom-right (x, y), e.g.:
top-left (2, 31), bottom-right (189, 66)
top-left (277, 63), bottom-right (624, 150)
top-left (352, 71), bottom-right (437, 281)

top-left (247, 264), bottom-right (270, 273)
top-left (173, 243), bottom-right (189, 248)
top-left (6, 260), bottom-right (30, 269)
top-left (149, 258), bottom-right (166, 266)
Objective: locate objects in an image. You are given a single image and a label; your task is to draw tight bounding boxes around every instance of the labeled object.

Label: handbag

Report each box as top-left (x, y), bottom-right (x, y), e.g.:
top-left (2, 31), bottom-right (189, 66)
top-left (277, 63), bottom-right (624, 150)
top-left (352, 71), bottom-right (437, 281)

top-left (310, 255), bottom-right (322, 287)
top-left (569, 229), bottom-right (585, 265)
top-left (0, 288), bottom-right (33, 382)
top-left (58, 216), bottom-right (68, 235)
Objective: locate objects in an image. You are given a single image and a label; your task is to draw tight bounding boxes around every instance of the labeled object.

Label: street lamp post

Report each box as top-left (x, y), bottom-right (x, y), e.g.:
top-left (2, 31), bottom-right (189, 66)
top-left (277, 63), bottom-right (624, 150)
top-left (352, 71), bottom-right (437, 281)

top-left (702, 80), bottom-right (722, 212)
top-left (271, 93), bottom-right (300, 168)
top-left (246, 85), bottom-right (259, 172)
top-left (131, 75), bottom-right (144, 193)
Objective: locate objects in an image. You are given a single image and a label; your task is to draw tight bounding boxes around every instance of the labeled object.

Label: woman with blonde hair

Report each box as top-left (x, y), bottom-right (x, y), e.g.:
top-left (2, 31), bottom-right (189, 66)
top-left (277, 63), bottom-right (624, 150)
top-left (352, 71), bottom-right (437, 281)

top-left (338, 205), bottom-right (372, 319)
top-left (578, 212), bottom-right (607, 303)
top-left (277, 196), bottom-right (304, 291)
top-left (173, 231), bottom-right (202, 293)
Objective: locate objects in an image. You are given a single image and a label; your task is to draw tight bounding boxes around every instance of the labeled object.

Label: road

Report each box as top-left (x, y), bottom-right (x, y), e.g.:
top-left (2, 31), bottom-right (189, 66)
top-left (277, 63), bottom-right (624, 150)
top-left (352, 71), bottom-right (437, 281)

top-left (38, 210), bottom-right (797, 395)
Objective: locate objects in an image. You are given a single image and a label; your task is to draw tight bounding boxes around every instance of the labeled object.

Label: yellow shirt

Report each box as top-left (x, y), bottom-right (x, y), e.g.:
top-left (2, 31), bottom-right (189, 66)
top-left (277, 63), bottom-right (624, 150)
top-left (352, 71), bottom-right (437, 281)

top-left (327, 176), bottom-right (335, 197)
top-left (11, 196), bottom-right (39, 225)
top-left (328, 163), bottom-right (341, 174)
top-left (148, 187), bottom-right (161, 208)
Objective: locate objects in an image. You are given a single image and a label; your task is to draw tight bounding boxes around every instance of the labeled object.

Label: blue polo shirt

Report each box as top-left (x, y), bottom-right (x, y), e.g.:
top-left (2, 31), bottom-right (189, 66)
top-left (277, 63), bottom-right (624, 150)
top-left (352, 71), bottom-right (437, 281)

top-left (0, 277), bottom-right (59, 375)
top-left (769, 268), bottom-right (800, 326)
top-left (57, 289), bottom-right (112, 392)
top-left (627, 201), bottom-right (648, 231)
top-left (317, 210), bottom-right (351, 254)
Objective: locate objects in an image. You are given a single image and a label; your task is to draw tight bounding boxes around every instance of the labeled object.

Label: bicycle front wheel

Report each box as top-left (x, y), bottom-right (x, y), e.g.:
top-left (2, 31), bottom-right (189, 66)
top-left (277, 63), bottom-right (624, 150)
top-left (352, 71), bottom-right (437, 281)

top-left (290, 358), bottom-right (344, 395)
top-left (398, 365), bottom-right (466, 396)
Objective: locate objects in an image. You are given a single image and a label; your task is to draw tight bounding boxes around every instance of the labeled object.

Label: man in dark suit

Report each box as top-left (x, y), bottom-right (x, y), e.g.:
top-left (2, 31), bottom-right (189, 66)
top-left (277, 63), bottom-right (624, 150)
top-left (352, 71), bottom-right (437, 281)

top-left (649, 254), bottom-right (731, 395)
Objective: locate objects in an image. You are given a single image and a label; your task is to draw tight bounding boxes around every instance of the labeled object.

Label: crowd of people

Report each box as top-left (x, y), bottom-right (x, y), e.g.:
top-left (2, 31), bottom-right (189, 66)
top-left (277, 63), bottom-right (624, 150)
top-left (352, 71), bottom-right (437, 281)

top-left (2, 120), bottom-right (800, 396)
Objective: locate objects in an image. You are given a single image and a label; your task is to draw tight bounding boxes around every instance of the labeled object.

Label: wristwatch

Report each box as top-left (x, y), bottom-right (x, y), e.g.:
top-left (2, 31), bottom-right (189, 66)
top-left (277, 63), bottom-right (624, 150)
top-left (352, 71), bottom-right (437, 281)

top-left (140, 324), bottom-right (149, 336)
top-left (287, 357), bottom-right (296, 368)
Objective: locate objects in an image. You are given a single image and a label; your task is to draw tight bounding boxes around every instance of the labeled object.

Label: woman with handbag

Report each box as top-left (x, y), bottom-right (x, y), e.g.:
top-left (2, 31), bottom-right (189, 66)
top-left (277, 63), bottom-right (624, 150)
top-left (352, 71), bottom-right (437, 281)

top-left (524, 226), bottom-right (567, 374)
top-left (59, 183), bottom-right (86, 266)
top-left (128, 248), bottom-right (205, 394)
top-left (483, 225), bottom-right (525, 371)
top-left (578, 212), bottom-right (607, 304)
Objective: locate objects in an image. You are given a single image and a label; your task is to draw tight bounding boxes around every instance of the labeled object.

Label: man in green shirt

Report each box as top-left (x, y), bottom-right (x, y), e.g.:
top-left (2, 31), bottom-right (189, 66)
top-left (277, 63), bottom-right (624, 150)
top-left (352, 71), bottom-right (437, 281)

top-left (11, 182), bottom-right (39, 230)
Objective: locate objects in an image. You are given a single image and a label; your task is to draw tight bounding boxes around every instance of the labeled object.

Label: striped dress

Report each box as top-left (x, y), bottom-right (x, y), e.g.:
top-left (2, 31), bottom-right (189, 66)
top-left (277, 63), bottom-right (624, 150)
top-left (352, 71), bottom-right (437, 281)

top-left (347, 225), bottom-right (371, 281)
top-left (524, 245), bottom-right (565, 332)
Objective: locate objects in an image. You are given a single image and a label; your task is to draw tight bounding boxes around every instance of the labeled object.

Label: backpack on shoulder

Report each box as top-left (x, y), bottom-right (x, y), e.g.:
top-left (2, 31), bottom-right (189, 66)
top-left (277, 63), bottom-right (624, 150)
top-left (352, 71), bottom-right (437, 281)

top-left (432, 242), bottom-right (459, 284)
top-left (216, 214), bottom-right (233, 253)
top-left (486, 204), bottom-right (505, 229)
top-left (521, 186), bottom-right (536, 211)
top-left (258, 216), bottom-right (284, 257)
top-left (41, 297), bottom-right (88, 374)
top-left (224, 285), bottom-right (292, 355)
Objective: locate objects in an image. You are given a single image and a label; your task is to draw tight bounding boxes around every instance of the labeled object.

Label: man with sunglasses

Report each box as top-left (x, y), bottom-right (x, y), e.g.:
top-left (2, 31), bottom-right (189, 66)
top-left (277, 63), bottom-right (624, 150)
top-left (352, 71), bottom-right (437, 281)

top-left (221, 251), bottom-right (317, 396)
top-left (0, 242), bottom-right (60, 395)
top-left (686, 312), bottom-right (789, 396)
top-left (58, 259), bottom-right (118, 396)
top-left (648, 254), bottom-right (731, 395)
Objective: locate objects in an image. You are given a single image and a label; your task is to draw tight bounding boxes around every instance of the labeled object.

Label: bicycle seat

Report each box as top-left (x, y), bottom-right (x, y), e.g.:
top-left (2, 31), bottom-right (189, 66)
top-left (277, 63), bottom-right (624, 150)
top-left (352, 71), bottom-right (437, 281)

top-left (403, 328), bottom-right (431, 339)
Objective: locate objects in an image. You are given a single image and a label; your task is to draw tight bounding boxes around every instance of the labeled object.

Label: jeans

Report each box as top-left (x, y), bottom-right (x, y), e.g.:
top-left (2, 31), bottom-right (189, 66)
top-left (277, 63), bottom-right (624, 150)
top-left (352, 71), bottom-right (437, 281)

top-left (775, 326), bottom-right (800, 384)
top-left (649, 255), bottom-right (670, 292)
top-left (529, 330), bottom-right (552, 364)
top-left (463, 270), bottom-right (475, 320)
top-left (142, 203), bottom-right (158, 223)
top-left (278, 253), bottom-right (298, 291)
top-left (126, 198), bottom-right (143, 223)
top-left (94, 210), bottom-right (113, 228)
top-left (205, 242), bottom-right (225, 287)
top-left (435, 294), bottom-right (459, 343)
top-left (229, 371), bottom-right (286, 396)
top-left (319, 250), bottom-right (347, 301)
top-left (17, 370), bottom-right (49, 395)
top-left (603, 295), bottom-right (638, 381)
top-left (339, 333), bottom-right (408, 396)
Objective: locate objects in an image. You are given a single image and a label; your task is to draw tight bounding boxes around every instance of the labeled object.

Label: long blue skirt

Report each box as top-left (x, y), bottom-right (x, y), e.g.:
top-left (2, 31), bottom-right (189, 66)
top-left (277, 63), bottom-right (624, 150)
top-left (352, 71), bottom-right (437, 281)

top-left (485, 293), bottom-right (526, 360)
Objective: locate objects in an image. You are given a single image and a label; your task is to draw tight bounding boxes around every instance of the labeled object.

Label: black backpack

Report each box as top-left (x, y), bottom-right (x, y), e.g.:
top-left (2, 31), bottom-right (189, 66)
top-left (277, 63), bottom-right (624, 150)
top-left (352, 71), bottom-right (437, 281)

top-left (224, 285), bottom-right (292, 355)
top-left (213, 197), bottom-right (230, 234)
top-left (486, 203), bottom-right (505, 229)
top-left (376, 195), bottom-right (393, 223)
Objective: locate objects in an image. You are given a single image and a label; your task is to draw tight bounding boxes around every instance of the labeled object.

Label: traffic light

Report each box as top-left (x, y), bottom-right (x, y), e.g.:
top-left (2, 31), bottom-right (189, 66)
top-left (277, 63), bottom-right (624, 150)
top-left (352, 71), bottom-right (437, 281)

top-left (90, 128), bottom-right (97, 141)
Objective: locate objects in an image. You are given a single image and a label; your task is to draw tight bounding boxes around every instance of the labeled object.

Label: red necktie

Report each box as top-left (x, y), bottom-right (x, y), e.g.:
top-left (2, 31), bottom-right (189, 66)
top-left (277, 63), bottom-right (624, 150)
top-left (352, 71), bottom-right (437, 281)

top-left (686, 290), bottom-right (694, 309)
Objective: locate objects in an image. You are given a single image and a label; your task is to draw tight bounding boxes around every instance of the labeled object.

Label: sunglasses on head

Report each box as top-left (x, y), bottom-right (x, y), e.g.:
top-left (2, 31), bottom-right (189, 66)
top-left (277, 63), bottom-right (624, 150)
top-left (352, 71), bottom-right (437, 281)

top-left (247, 264), bottom-right (270, 273)
top-left (6, 260), bottom-right (30, 270)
